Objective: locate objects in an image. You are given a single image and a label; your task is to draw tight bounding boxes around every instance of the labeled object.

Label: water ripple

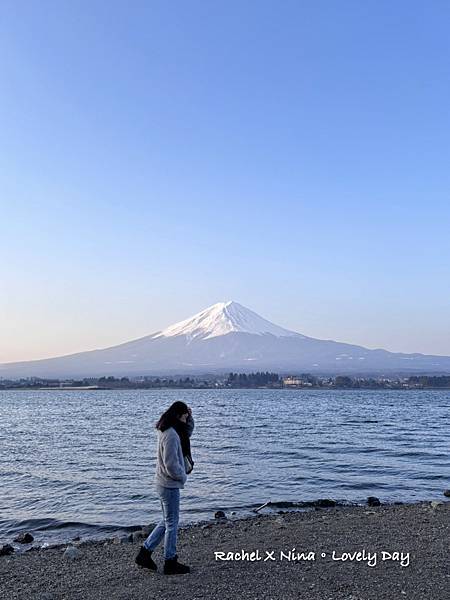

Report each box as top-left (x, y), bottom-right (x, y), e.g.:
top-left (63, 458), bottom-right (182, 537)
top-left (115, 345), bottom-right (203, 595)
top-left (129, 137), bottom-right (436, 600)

top-left (0, 388), bottom-right (449, 544)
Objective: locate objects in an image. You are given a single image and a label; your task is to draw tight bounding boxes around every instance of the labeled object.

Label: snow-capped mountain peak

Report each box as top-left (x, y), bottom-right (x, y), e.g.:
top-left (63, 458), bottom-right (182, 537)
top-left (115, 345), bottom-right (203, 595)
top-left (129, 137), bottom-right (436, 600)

top-left (2, 300), bottom-right (450, 379)
top-left (152, 301), bottom-right (300, 341)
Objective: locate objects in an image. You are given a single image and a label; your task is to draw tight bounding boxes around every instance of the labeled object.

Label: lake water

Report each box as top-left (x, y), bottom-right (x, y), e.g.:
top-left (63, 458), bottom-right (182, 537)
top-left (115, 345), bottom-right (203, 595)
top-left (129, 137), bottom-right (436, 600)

top-left (0, 389), bottom-right (449, 545)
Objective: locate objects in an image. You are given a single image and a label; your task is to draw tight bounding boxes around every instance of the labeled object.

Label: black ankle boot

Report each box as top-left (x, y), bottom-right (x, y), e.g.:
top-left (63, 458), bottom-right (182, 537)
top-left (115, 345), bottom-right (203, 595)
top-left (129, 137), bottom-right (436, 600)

top-left (135, 546), bottom-right (157, 571)
top-left (163, 554), bottom-right (190, 575)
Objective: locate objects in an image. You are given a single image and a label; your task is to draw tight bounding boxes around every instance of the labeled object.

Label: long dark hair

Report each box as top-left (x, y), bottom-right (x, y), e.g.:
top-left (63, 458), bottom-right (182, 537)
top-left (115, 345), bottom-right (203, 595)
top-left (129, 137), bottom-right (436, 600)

top-left (156, 401), bottom-right (189, 432)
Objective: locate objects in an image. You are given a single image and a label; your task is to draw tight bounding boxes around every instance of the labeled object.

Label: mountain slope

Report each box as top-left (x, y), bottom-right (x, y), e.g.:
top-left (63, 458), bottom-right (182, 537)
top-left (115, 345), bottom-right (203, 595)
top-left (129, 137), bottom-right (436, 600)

top-left (1, 301), bottom-right (450, 378)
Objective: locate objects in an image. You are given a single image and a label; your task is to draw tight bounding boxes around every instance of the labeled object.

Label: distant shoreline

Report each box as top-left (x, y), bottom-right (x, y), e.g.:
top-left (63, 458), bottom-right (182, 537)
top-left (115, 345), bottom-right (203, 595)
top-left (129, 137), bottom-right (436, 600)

top-left (2, 385), bottom-right (450, 391)
top-left (3, 372), bottom-right (450, 391)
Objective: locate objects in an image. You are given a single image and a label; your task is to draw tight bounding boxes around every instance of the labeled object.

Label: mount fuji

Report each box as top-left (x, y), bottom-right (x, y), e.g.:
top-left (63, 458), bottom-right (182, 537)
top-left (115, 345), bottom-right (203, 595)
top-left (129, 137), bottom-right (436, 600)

top-left (1, 301), bottom-right (450, 378)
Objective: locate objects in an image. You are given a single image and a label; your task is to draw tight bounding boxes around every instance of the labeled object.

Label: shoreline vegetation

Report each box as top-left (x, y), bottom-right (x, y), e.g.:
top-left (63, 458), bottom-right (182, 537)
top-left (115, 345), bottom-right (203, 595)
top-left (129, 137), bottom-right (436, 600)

top-left (1, 372), bottom-right (450, 391)
top-left (1, 500), bottom-right (448, 599)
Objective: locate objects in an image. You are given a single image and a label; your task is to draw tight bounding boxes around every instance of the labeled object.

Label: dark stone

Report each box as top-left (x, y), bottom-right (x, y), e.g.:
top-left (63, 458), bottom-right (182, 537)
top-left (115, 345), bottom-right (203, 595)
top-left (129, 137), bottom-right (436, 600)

top-left (367, 496), bottom-right (381, 507)
top-left (72, 536), bottom-right (81, 542)
top-left (214, 510), bottom-right (226, 519)
top-left (14, 532), bottom-right (34, 544)
top-left (316, 499), bottom-right (336, 508)
top-left (443, 489), bottom-right (450, 498)
top-left (0, 544), bottom-right (14, 556)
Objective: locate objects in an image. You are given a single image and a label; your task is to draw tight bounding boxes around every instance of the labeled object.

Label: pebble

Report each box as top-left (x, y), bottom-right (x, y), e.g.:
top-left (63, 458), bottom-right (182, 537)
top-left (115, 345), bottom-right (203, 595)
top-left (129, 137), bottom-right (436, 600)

top-left (14, 532), bottom-right (34, 544)
top-left (316, 499), bottom-right (336, 507)
top-left (0, 544), bottom-right (14, 556)
top-left (214, 510), bottom-right (226, 519)
top-left (63, 546), bottom-right (81, 560)
top-left (430, 501), bottom-right (444, 509)
top-left (443, 489), bottom-right (450, 498)
top-left (113, 537), bottom-right (124, 545)
top-left (274, 516), bottom-right (286, 528)
top-left (111, 535), bottom-right (131, 545)
top-left (367, 496), bottom-right (381, 507)
top-left (367, 496), bottom-right (381, 506)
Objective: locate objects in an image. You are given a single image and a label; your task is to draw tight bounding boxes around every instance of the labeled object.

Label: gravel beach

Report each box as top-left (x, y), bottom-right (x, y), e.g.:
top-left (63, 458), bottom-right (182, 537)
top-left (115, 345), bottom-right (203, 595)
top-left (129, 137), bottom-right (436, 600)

top-left (1, 501), bottom-right (448, 600)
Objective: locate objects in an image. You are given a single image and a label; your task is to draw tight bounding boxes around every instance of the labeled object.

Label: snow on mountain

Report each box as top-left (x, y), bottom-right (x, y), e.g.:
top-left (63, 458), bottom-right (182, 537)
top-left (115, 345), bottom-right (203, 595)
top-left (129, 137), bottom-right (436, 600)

top-left (152, 301), bottom-right (301, 341)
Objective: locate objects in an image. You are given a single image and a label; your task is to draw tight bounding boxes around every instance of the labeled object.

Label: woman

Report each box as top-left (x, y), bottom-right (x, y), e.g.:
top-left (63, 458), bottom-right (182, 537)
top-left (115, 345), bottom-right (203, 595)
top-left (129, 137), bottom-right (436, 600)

top-left (135, 401), bottom-right (194, 575)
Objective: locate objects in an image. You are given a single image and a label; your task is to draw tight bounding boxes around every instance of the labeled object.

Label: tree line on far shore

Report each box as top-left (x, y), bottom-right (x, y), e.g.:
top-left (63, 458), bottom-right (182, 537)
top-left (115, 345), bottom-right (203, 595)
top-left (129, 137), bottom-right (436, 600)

top-left (1, 373), bottom-right (450, 390)
top-left (226, 372), bottom-right (280, 386)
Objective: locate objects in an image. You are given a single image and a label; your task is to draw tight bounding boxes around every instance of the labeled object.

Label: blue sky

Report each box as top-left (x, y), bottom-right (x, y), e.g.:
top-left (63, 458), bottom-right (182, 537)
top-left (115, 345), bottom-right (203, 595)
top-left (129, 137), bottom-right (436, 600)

top-left (1, 1), bottom-right (449, 362)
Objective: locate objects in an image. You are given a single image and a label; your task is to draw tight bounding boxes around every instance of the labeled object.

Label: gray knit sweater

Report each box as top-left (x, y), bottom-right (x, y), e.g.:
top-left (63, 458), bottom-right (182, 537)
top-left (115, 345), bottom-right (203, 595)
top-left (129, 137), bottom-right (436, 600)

top-left (154, 415), bottom-right (194, 489)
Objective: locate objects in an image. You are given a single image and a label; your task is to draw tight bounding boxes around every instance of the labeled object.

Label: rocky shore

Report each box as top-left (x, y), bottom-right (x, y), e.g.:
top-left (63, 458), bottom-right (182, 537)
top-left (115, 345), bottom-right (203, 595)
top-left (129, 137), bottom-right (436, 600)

top-left (1, 501), bottom-right (448, 600)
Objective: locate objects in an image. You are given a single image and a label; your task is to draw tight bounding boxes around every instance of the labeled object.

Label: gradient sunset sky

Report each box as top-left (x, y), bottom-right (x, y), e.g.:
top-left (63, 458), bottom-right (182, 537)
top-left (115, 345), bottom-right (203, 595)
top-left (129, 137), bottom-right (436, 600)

top-left (1, 1), bottom-right (449, 362)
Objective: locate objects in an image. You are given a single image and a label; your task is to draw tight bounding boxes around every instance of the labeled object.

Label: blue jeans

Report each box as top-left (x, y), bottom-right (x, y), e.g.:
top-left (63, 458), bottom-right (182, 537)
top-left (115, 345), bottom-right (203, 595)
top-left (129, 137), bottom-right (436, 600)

top-left (143, 484), bottom-right (180, 559)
